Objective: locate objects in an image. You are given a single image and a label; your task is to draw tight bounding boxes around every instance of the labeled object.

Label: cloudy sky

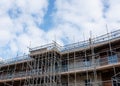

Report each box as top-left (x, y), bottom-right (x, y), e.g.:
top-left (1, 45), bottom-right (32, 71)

top-left (0, 0), bottom-right (120, 59)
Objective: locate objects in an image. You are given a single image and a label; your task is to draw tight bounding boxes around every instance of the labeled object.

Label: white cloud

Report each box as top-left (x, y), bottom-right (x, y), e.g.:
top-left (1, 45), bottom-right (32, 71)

top-left (106, 0), bottom-right (120, 22)
top-left (0, 30), bottom-right (13, 47)
top-left (0, 0), bottom-right (48, 59)
top-left (54, 0), bottom-right (105, 37)
top-left (54, 0), bottom-right (103, 23)
top-left (53, 0), bottom-right (120, 40)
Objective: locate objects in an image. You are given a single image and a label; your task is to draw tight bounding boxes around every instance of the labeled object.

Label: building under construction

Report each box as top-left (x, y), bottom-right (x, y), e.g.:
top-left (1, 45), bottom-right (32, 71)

top-left (0, 29), bottom-right (120, 86)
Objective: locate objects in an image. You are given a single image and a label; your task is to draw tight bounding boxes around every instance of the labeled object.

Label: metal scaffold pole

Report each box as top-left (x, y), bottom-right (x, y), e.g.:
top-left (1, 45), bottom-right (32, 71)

top-left (106, 25), bottom-right (117, 86)
top-left (83, 33), bottom-right (89, 86)
top-left (89, 31), bottom-right (98, 86)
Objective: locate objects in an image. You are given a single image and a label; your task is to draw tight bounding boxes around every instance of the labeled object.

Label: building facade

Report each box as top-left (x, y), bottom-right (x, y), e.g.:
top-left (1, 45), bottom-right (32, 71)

top-left (0, 29), bottom-right (120, 86)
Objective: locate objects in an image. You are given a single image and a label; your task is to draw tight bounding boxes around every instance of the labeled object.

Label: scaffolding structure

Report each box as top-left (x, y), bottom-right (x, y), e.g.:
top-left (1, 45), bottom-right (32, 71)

top-left (0, 29), bottom-right (120, 86)
top-left (112, 72), bottom-right (120, 86)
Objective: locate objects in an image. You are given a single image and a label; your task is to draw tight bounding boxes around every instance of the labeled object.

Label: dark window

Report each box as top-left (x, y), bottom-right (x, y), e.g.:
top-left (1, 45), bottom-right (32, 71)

top-left (85, 79), bottom-right (92, 86)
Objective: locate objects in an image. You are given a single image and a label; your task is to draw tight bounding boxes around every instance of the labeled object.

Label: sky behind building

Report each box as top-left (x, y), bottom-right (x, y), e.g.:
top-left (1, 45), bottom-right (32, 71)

top-left (0, 0), bottom-right (120, 59)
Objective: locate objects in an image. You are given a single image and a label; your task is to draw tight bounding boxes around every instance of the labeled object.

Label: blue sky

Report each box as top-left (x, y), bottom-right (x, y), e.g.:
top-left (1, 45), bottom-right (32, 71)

top-left (40, 0), bottom-right (55, 31)
top-left (0, 0), bottom-right (120, 60)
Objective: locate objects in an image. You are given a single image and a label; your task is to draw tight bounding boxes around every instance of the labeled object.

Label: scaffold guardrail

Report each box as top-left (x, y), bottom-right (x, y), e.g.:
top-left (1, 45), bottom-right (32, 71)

top-left (29, 42), bottom-right (62, 52)
top-left (27, 29), bottom-right (120, 53)
top-left (0, 55), bottom-right (32, 67)
top-left (61, 29), bottom-right (120, 52)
